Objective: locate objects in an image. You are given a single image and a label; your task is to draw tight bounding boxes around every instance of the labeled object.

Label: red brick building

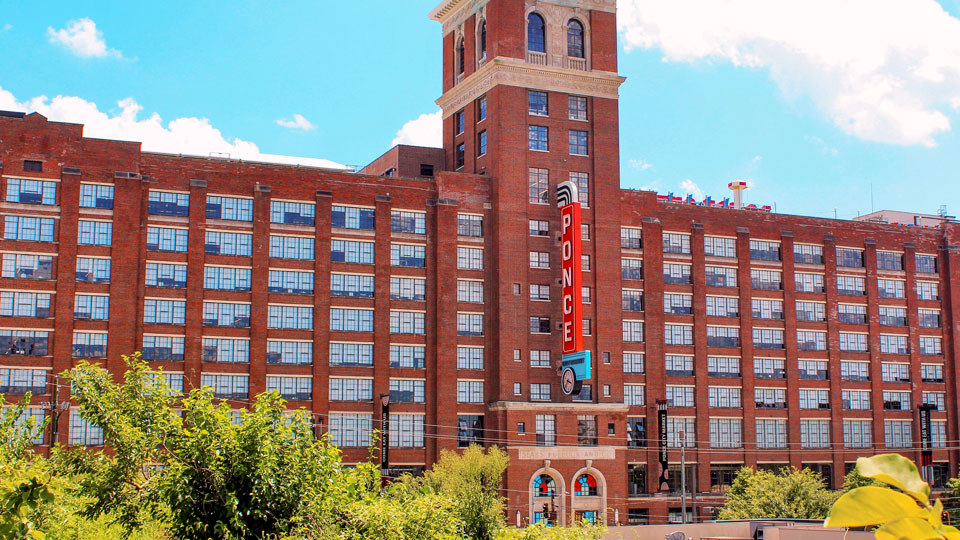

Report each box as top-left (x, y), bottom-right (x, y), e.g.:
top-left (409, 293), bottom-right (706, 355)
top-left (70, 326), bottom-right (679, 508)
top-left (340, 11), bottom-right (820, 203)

top-left (1, 0), bottom-right (958, 527)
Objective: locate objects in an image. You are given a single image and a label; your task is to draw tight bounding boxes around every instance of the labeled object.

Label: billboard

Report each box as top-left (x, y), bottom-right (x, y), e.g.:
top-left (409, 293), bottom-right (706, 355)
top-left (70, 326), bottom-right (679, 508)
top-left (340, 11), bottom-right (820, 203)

top-left (557, 181), bottom-right (591, 395)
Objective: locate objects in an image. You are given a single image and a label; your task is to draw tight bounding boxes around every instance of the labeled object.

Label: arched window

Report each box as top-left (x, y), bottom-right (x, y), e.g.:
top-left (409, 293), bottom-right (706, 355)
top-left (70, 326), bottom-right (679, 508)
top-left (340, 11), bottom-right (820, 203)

top-left (533, 474), bottom-right (556, 497)
top-left (457, 38), bottom-right (466, 74)
top-left (567, 19), bottom-right (584, 58)
top-left (574, 474), bottom-right (598, 496)
top-left (527, 13), bottom-right (545, 53)
top-left (479, 20), bottom-right (487, 59)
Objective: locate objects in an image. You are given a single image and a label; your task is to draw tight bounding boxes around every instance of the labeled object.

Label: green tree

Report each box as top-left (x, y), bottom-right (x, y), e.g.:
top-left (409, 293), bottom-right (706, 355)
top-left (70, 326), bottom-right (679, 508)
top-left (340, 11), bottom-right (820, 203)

top-left (719, 466), bottom-right (839, 519)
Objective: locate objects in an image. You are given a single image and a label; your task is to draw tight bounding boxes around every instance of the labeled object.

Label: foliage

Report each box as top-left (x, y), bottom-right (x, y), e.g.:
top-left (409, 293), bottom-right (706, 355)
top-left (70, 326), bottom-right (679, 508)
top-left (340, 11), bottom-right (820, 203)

top-left (1, 393), bottom-right (47, 466)
top-left (719, 466), bottom-right (839, 520)
top-left (495, 522), bottom-right (606, 540)
top-left (826, 454), bottom-right (960, 540)
top-left (0, 393), bottom-right (58, 539)
top-left (841, 467), bottom-right (884, 493)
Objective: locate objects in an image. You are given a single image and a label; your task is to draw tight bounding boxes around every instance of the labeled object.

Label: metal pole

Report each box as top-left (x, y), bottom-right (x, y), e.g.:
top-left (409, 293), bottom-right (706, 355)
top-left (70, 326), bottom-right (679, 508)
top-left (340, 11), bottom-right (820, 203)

top-left (680, 430), bottom-right (687, 524)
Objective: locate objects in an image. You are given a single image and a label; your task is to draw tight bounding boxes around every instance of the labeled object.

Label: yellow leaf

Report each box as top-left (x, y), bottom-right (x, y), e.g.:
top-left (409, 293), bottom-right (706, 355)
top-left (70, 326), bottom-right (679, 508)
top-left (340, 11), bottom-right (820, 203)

top-left (856, 454), bottom-right (930, 506)
top-left (874, 518), bottom-right (943, 540)
top-left (826, 487), bottom-right (927, 528)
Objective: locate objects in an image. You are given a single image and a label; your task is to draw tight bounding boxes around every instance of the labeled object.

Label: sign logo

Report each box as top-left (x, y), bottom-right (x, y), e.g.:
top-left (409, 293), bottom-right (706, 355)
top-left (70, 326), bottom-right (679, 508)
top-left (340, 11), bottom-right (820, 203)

top-left (557, 181), bottom-right (591, 395)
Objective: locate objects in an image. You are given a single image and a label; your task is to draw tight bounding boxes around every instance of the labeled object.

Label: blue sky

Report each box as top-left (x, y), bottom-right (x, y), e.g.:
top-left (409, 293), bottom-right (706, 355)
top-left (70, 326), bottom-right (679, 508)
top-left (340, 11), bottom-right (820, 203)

top-left (0, 0), bottom-right (958, 219)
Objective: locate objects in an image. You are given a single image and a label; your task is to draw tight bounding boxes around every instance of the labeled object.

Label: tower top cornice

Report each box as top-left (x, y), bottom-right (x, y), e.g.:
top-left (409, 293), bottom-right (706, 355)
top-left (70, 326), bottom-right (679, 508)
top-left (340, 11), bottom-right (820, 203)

top-left (430, 0), bottom-right (616, 35)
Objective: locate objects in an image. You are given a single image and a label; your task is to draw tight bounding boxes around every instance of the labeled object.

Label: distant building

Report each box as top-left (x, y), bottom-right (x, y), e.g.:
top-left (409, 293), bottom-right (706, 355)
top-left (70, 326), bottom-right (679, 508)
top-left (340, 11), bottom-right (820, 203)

top-left (854, 209), bottom-right (956, 228)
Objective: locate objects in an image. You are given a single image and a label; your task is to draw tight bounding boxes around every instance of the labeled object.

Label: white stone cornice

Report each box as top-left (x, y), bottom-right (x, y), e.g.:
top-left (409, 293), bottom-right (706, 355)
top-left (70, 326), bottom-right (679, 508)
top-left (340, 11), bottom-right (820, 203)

top-left (435, 56), bottom-right (626, 117)
top-left (488, 400), bottom-right (630, 412)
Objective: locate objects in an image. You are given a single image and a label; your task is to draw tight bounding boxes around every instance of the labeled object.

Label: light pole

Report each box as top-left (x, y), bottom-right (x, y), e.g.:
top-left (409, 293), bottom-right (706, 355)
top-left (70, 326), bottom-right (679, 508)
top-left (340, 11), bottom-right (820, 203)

top-left (679, 429), bottom-right (687, 524)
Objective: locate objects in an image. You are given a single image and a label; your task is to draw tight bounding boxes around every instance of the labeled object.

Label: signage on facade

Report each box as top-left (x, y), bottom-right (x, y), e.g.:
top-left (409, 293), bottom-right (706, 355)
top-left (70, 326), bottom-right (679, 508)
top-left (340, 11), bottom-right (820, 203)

top-left (919, 404), bottom-right (934, 467)
top-left (557, 181), bottom-right (591, 395)
top-left (657, 400), bottom-right (669, 491)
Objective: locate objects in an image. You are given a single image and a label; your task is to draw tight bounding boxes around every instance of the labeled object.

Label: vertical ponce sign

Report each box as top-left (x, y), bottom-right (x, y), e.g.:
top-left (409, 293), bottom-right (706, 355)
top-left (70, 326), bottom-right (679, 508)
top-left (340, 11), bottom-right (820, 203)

top-left (557, 181), bottom-right (591, 395)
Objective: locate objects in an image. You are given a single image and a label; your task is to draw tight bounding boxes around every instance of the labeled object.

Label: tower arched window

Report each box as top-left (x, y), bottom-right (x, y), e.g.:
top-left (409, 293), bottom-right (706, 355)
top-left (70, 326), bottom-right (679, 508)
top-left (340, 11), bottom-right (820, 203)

top-left (479, 20), bottom-right (487, 60)
top-left (533, 474), bottom-right (556, 497)
top-left (574, 474), bottom-right (598, 496)
top-left (567, 19), bottom-right (585, 58)
top-left (527, 13), bottom-right (546, 53)
top-left (457, 38), bottom-right (466, 74)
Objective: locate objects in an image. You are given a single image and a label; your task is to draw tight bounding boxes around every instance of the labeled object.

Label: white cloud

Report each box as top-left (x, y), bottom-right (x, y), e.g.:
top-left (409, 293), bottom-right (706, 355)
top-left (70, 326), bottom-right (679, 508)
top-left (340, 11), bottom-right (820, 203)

top-left (617, 0), bottom-right (960, 146)
top-left (679, 179), bottom-right (704, 199)
top-left (1, 24), bottom-right (11, 32)
top-left (628, 158), bottom-right (653, 171)
top-left (804, 135), bottom-right (839, 156)
top-left (0, 86), bottom-right (347, 169)
top-left (47, 18), bottom-right (121, 58)
top-left (276, 113), bottom-right (316, 131)
top-left (392, 110), bottom-right (442, 147)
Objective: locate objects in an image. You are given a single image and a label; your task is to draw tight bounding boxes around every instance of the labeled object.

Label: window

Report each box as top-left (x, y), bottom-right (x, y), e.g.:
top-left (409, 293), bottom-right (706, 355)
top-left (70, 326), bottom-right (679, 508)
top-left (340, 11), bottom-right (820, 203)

top-left (145, 262), bottom-right (186, 288)
top-left (839, 332), bottom-right (868, 352)
top-left (388, 276), bottom-right (423, 301)
top-left (328, 413), bottom-right (372, 447)
top-left (879, 306), bottom-right (907, 326)
top-left (705, 266), bottom-right (737, 287)
top-left (709, 387), bottom-right (742, 408)
top-left (663, 233), bottom-right (691, 254)
top-left (932, 424), bottom-right (947, 450)
top-left (920, 336), bottom-right (942, 355)
top-left (529, 251), bottom-right (550, 269)
top-left (0, 367), bottom-right (47, 394)
top-left (330, 308), bottom-right (374, 332)
top-left (331, 239), bottom-right (373, 264)
top-left (664, 263), bottom-right (692, 284)
top-left (838, 303), bottom-right (867, 324)
top-left (477, 96), bottom-right (487, 121)
top-left (457, 36), bottom-right (465, 73)
top-left (6, 178), bottom-right (56, 205)
top-left (581, 255), bottom-right (591, 272)
top-left (390, 310), bottom-right (425, 334)
top-left (578, 416), bottom-right (598, 446)
top-left (704, 236), bottom-right (736, 258)
top-left (665, 385), bottom-right (694, 407)
top-left (794, 243), bottom-right (823, 264)
top-left (142, 335), bottom-right (184, 361)
top-left (266, 304), bottom-right (311, 330)
top-left (148, 190), bottom-right (189, 216)
top-left (796, 301), bottom-right (825, 321)
top-left (457, 346), bottom-right (483, 370)
top-left (80, 184), bottom-right (114, 209)
top-left (535, 414), bottom-right (555, 446)
top-left (271, 200), bottom-right (315, 226)
top-left (269, 269), bottom-right (314, 295)
top-left (879, 334), bottom-right (908, 354)
top-left (916, 254), bottom-right (937, 274)
top-left (709, 419), bottom-right (742, 449)
top-left (800, 419), bottom-right (830, 448)
top-left (884, 420), bottom-right (912, 448)
top-left (882, 391), bottom-right (910, 410)
top-left (665, 324), bottom-right (693, 346)
top-left (420, 164), bottom-right (434, 177)
top-left (455, 143), bottom-right (465, 169)
top-left (752, 328), bottom-right (784, 349)
top-left (569, 130), bottom-right (588, 155)
top-left (458, 415), bottom-right (484, 447)
top-left (69, 412), bottom-right (104, 446)
top-left (704, 296), bottom-right (737, 317)
top-left (567, 19), bottom-right (584, 58)
top-left (622, 352), bottom-right (644, 373)
top-left (841, 390), bottom-right (870, 410)
top-left (569, 96), bottom-right (588, 121)
top-left (268, 340), bottom-right (313, 365)
top-left (754, 358), bottom-right (785, 380)
top-left (528, 125), bottom-right (548, 151)
top-left (329, 378), bottom-right (374, 402)
top-left (843, 420), bottom-right (872, 448)
top-left (328, 342), bottom-right (372, 366)
top-left (202, 338), bottom-right (250, 363)
top-left (528, 168), bottom-right (549, 204)
top-left (72, 332), bottom-right (107, 358)
top-left (528, 90), bottom-right (548, 116)
top-left (531, 383), bottom-right (551, 401)
top-left (205, 230), bottom-right (252, 256)
top-left (921, 363), bottom-right (943, 383)
top-left (664, 355), bottom-right (694, 377)
top-left (918, 308), bottom-right (941, 328)
top-left (458, 246), bottom-right (483, 270)
top-left (203, 302), bottom-right (251, 327)
top-left (529, 284), bottom-right (550, 301)
top-left (626, 418), bottom-right (646, 448)
top-left (331, 205), bottom-right (375, 229)
top-left (756, 419), bottom-right (787, 449)
top-left (798, 360), bottom-right (829, 380)
top-left (332, 273), bottom-right (374, 298)
top-left (0, 329), bottom-right (49, 356)
top-left (622, 289), bottom-right (644, 312)
top-left (877, 251), bottom-right (903, 271)
top-left (4, 216), bottom-right (55, 242)
top-left (457, 380), bottom-right (484, 403)
top-left (391, 210), bottom-right (425, 235)
top-left (751, 269), bottom-right (782, 290)
top-left (0, 291), bottom-right (52, 317)
top-left (74, 294), bottom-right (109, 320)
top-left (200, 373), bottom-right (249, 400)
top-left (836, 247), bottom-right (864, 267)
top-left (529, 316), bottom-right (550, 335)
top-left (477, 130), bottom-right (487, 155)
top-left (752, 298), bottom-right (785, 320)
top-left (624, 384), bottom-right (645, 406)
top-left (527, 12), bottom-right (545, 53)
top-left (266, 376), bottom-right (312, 401)
top-left (622, 320), bottom-right (644, 343)
top-left (796, 272), bottom-right (825, 293)
top-left (666, 417), bottom-right (696, 448)
top-left (146, 226), bottom-right (188, 252)
top-left (390, 243), bottom-right (425, 267)
top-left (571, 172), bottom-right (589, 206)
top-left (708, 356), bottom-right (740, 378)
top-left (204, 266), bottom-right (251, 291)
top-left (621, 227), bottom-right (642, 249)
top-left (206, 195), bottom-right (253, 221)
top-left (144, 299), bottom-right (186, 325)
top-left (749, 240), bottom-right (781, 261)
top-left (707, 326), bottom-right (740, 347)
top-left (628, 464), bottom-right (647, 496)
top-left (455, 110), bottom-right (465, 134)
top-left (923, 391), bottom-right (946, 411)
top-left (3, 253), bottom-right (54, 280)
top-left (391, 379), bottom-right (426, 403)
top-left (22, 160), bottom-right (42, 172)
top-left (878, 279), bottom-right (906, 299)
top-left (664, 293), bottom-right (691, 314)
top-left (621, 258), bottom-right (642, 280)
top-left (458, 312), bottom-right (484, 336)
top-left (457, 214), bottom-right (483, 237)
top-left (797, 330), bottom-right (827, 351)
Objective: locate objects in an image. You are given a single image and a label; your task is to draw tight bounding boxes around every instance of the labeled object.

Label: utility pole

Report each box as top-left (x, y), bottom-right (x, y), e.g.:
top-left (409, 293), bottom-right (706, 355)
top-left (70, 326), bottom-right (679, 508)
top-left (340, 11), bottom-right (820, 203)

top-left (42, 374), bottom-right (69, 450)
top-left (679, 429), bottom-right (687, 524)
